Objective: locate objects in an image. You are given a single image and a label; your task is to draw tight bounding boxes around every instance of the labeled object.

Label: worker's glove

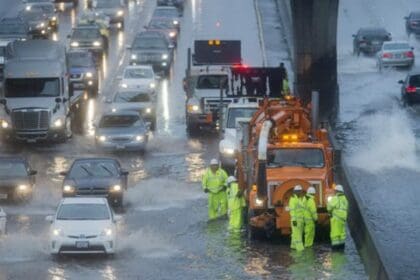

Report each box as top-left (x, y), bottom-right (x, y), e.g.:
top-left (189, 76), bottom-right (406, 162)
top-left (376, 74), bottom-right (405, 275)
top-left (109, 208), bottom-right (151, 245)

top-left (236, 193), bottom-right (242, 198)
top-left (221, 186), bottom-right (227, 192)
top-left (204, 188), bottom-right (209, 193)
top-left (292, 221), bottom-right (297, 227)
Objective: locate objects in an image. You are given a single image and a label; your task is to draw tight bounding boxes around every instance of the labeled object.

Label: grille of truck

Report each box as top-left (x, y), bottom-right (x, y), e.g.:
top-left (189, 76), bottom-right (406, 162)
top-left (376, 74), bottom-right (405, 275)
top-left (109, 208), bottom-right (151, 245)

top-left (77, 187), bottom-right (108, 195)
top-left (203, 98), bottom-right (233, 112)
top-left (12, 109), bottom-right (50, 131)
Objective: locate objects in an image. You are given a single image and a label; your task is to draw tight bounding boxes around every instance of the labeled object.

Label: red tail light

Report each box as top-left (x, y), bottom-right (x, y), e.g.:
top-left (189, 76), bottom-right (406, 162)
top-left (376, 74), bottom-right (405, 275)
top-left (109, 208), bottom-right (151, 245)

top-left (406, 86), bottom-right (417, 93)
top-left (405, 51), bottom-right (414, 58)
top-left (383, 53), bottom-right (392, 58)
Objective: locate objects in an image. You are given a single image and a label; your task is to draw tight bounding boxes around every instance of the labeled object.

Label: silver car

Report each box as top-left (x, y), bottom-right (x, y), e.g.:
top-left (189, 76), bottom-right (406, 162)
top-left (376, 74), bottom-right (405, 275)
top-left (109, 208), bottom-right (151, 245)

top-left (95, 111), bottom-right (148, 152)
top-left (378, 41), bottom-right (415, 71)
top-left (106, 89), bottom-right (157, 130)
top-left (92, 0), bottom-right (125, 29)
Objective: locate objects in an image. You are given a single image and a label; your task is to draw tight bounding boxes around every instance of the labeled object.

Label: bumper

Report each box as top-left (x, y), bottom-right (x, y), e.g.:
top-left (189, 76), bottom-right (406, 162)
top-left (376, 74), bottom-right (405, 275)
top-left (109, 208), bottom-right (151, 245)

top-left (109, 16), bottom-right (124, 24)
top-left (29, 29), bottom-right (51, 38)
top-left (381, 58), bottom-right (414, 67)
top-left (70, 79), bottom-right (98, 90)
top-left (69, 46), bottom-right (104, 54)
top-left (129, 59), bottom-right (170, 71)
top-left (50, 236), bottom-right (115, 255)
top-left (404, 93), bottom-right (420, 103)
top-left (187, 112), bottom-right (216, 126)
top-left (0, 128), bottom-right (66, 143)
top-left (0, 187), bottom-right (33, 200)
top-left (359, 45), bottom-right (381, 54)
top-left (96, 140), bottom-right (146, 151)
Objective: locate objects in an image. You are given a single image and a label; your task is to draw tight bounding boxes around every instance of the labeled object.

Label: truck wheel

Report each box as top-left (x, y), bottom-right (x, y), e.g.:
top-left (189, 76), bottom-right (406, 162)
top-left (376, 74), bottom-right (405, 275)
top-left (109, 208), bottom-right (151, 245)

top-left (186, 122), bottom-right (199, 136)
top-left (247, 209), bottom-right (264, 240)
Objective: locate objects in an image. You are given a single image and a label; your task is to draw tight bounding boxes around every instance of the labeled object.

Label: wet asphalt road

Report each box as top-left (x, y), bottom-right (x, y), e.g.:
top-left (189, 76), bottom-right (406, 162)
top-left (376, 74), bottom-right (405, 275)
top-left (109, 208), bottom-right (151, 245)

top-left (0, 0), bottom-right (366, 279)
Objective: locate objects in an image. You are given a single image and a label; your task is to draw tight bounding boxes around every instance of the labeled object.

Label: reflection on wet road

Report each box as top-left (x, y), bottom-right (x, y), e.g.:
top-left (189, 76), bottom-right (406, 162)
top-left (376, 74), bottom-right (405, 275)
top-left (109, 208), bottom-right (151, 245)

top-left (0, 0), bottom-right (366, 279)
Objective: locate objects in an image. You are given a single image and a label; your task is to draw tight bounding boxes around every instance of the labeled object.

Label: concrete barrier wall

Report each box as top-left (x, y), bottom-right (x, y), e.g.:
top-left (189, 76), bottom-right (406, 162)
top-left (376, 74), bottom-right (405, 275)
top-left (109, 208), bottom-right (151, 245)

top-left (274, 0), bottom-right (294, 63)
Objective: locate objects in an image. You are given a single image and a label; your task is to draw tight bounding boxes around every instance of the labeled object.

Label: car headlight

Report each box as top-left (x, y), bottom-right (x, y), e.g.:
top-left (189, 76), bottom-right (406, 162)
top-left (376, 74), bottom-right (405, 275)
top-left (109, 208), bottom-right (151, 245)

top-left (121, 83), bottom-right (128, 88)
top-left (53, 118), bottom-right (63, 128)
top-left (131, 54), bottom-right (137, 60)
top-left (17, 184), bottom-right (29, 192)
top-left (98, 135), bottom-right (107, 142)
top-left (0, 120), bottom-right (9, 129)
top-left (169, 31), bottom-right (176, 38)
top-left (173, 20), bottom-right (179, 25)
top-left (71, 41), bottom-right (79, 47)
top-left (85, 72), bottom-right (93, 78)
top-left (37, 22), bottom-right (45, 28)
top-left (93, 41), bottom-right (101, 47)
top-left (52, 228), bottom-right (63, 236)
top-left (136, 135), bottom-right (144, 142)
top-left (187, 104), bottom-right (200, 113)
top-left (149, 83), bottom-right (156, 89)
top-left (162, 54), bottom-right (168, 60)
top-left (63, 185), bottom-right (75, 193)
top-left (255, 197), bottom-right (264, 207)
top-left (145, 107), bottom-right (152, 114)
top-left (117, 10), bottom-right (124, 16)
top-left (111, 108), bottom-right (117, 113)
top-left (111, 185), bottom-right (121, 192)
top-left (52, 16), bottom-right (57, 21)
top-left (101, 228), bottom-right (112, 236)
top-left (223, 148), bottom-right (235, 155)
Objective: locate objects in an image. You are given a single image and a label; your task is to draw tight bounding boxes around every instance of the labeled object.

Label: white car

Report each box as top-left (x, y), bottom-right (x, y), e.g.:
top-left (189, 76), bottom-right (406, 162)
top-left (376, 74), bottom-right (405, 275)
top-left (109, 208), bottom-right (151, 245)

top-left (119, 65), bottom-right (156, 91)
top-left (219, 100), bottom-right (259, 168)
top-left (46, 197), bottom-right (121, 255)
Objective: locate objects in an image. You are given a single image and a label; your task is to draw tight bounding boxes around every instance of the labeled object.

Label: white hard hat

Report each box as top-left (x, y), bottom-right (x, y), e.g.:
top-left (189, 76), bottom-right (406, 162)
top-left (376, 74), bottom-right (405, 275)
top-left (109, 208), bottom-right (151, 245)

top-left (335, 184), bottom-right (344, 192)
top-left (293, 185), bottom-right (303, 192)
top-left (210, 159), bottom-right (219, 165)
top-left (307, 187), bottom-right (316, 194)
top-left (227, 176), bottom-right (237, 184)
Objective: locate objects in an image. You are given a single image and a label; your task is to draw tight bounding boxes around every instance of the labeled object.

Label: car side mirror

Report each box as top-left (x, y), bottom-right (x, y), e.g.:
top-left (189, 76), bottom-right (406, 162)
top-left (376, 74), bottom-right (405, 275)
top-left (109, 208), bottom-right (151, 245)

top-left (352, 34), bottom-right (356, 38)
top-left (29, 170), bottom-right (37, 176)
top-left (105, 98), bottom-right (112, 103)
top-left (404, 16), bottom-right (408, 20)
top-left (113, 215), bottom-right (123, 223)
top-left (121, 169), bottom-right (129, 176)
top-left (62, 97), bottom-right (68, 103)
top-left (45, 215), bottom-right (54, 223)
top-left (125, 44), bottom-right (131, 50)
top-left (67, 34), bottom-right (71, 39)
top-left (398, 80), bottom-right (404, 84)
top-left (0, 99), bottom-right (6, 105)
top-left (411, 47), bottom-right (415, 50)
top-left (59, 171), bottom-right (67, 176)
top-left (55, 97), bottom-right (62, 103)
top-left (168, 44), bottom-right (175, 49)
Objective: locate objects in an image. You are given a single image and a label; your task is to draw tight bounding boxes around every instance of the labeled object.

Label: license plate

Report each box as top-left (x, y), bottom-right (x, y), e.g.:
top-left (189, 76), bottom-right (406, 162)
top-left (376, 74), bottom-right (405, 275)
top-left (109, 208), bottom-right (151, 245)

top-left (0, 193), bottom-right (8, 200)
top-left (395, 54), bottom-right (401, 59)
top-left (116, 144), bottom-right (125, 149)
top-left (73, 83), bottom-right (85, 89)
top-left (75, 241), bottom-right (89, 249)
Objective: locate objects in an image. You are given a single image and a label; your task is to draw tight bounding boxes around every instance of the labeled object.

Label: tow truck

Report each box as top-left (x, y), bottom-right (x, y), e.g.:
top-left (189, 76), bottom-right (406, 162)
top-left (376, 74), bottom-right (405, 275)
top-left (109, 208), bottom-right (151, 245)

top-left (236, 93), bottom-right (337, 238)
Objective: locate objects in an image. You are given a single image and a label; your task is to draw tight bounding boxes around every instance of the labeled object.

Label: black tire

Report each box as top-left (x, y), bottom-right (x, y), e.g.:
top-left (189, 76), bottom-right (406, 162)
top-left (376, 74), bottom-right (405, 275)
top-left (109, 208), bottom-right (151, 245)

top-left (186, 122), bottom-right (199, 136)
top-left (247, 209), bottom-right (264, 240)
top-left (150, 117), bottom-right (156, 131)
top-left (119, 21), bottom-right (124, 30)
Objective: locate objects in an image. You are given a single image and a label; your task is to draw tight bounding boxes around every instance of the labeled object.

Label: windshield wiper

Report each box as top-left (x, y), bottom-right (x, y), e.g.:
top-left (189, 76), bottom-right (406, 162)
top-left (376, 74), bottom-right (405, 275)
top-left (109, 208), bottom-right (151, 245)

top-left (80, 165), bottom-right (93, 176)
top-left (99, 164), bottom-right (114, 176)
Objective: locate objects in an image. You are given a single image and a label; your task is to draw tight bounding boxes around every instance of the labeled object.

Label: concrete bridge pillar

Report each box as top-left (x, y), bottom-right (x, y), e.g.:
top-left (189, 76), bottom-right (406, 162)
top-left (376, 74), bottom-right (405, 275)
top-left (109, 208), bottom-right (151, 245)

top-left (291, 0), bottom-right (339, 120)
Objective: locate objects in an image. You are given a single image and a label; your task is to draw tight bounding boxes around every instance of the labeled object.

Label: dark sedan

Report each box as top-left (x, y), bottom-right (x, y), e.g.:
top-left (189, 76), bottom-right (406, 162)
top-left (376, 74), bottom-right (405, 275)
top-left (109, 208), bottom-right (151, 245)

top-left (399, 70), bottom-right (420, 105)
top-left (60, 158), bottom-right (128, 207)
top-left (405, 12), bottom-right (420, 36)
top-left (19, 7), bottom-right (51, 39)
top-left (0, 157), bottom-right (37, 201)
top-left (352, 27), bottom-right (391, 56)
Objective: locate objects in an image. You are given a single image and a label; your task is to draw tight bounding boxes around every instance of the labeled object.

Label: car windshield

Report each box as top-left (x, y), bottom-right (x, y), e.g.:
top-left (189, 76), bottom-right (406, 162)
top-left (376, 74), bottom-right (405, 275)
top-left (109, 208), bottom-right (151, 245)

top-left (360, 30), bottom-right (388, 40)
top-left (149, 19), bottom-right (173, 29)
top-left (73, 28), bottom-right (100, 39)
top-left (267, 148), bottom-right (325, 168)
top-left (21, 10), bottom-right (45, 21)
top-left (95, 0), bottom-right (121, 8)
top-left (0, 162), bottom-right (27, 177)
top-left (0, 24), bottom-right (26, 34)
top-left (30, 4), bottom-right (54, 13)
top-left (409, 75), bottom-right (420, 87)
top-left (69, 161), bottom-right (119, 178)
top-left (132, 37), bottom-right (168, 49)
top-left (57, 203), bottom-right (110, 220)
top-left (124, 68), bottom-right (153, 79)
top-left (383, 43), bottom-right (410, 50)
top-left (411, 13), bottom-right (420, 20)
top-left (68, 53), bottom-right (93, 67)
top-left (153, 8), bottom-right (178, 18)
top-left (99, 115), bottom-right (140, 128)
top-left (5, 78), bottom-right (60, 97)
top-left (226, 108), bottom-right (257, 128)
top-left (114, 91), bottom-right (151, 102)
top-left (196, 75), bottom-right (228, 89)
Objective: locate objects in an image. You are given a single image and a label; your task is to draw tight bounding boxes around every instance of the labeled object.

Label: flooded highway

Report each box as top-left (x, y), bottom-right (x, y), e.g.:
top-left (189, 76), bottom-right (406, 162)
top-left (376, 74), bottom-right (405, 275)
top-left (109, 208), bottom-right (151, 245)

top-left (0, 0), bottom-right (367, 279)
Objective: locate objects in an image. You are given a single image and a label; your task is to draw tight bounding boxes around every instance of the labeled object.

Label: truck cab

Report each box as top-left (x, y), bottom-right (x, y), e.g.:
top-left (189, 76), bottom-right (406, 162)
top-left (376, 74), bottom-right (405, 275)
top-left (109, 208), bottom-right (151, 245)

top-left (219, 100), bottom-right (259, 169)
top-left (184, 40), bottom-right (241, 133)
top-left (0, 41), bottom-right (82, 143)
